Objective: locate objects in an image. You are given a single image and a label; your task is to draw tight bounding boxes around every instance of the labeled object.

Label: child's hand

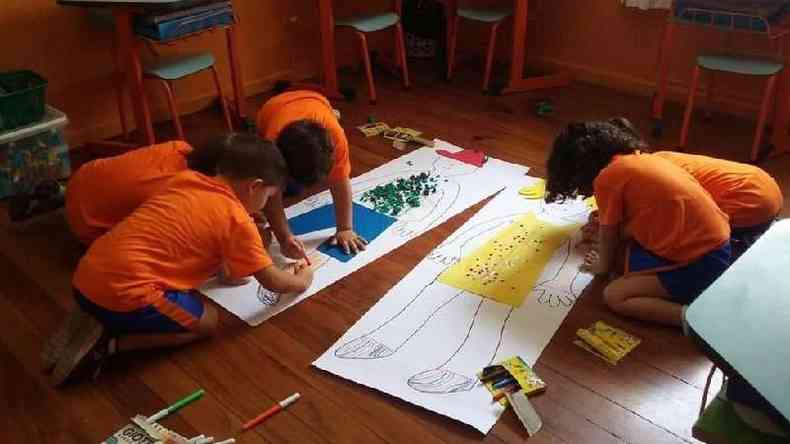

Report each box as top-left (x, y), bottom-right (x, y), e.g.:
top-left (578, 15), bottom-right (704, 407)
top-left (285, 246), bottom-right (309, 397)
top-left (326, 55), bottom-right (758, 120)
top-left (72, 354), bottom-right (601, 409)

top-left (580, 250), bottom-right (607, 275)
top-left (330, 229), bottom-right (368, 255)
top-left (291, 259), bottom-right (314, 288)
top-left (281, 235), bottom-right (308, 260)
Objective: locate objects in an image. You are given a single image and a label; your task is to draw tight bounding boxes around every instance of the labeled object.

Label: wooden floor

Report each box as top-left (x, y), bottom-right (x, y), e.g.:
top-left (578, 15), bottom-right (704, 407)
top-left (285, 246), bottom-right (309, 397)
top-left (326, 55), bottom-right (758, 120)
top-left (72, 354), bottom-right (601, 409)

top-left (3, 62), bottom-right (789, 444)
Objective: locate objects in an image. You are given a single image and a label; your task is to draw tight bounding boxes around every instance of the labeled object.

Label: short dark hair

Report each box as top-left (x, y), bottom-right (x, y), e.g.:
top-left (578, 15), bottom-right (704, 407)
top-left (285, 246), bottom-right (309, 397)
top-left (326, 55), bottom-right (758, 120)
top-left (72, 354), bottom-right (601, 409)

top-left (187, 133), bottom-right (288, 187)
top-left (276, 119), bottom-right (334, 186)
top-left (545, 120), bottom-right (646, 203)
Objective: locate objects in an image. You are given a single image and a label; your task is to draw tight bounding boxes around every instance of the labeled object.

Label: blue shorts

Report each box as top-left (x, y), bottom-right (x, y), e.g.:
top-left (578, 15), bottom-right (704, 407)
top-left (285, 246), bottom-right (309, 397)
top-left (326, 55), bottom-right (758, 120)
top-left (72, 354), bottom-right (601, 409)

top-left (627, 242), bottom-right (732, 305)
top-left (74, 289), bottom-right (205, 335)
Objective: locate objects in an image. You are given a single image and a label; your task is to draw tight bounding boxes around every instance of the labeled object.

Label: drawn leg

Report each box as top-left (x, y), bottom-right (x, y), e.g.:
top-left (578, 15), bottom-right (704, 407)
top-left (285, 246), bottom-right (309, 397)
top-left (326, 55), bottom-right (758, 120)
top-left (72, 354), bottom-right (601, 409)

top-left (407, 298), bottom-right (513, 394)
top-left (335, 279), bottom-right (464, 359)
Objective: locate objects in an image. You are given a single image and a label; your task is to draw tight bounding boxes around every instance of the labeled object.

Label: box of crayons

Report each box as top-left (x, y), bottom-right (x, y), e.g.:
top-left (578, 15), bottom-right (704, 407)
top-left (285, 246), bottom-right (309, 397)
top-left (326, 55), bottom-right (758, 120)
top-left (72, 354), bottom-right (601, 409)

top-left (477, 356), bottom-right (546, 406)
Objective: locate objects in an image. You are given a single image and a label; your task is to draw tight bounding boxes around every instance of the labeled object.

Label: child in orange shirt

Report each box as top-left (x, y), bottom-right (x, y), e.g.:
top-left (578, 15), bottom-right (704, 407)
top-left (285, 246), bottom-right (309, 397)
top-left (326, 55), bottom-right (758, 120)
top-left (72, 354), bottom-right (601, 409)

top-left (546, 121), bottom-right (731, 326)
top-left (256, 90), bottom-right (367, 260)
top-left (65, 140), bottom-right (193, 244)
top-left (608, 117), bottom-right (783, 257)
top-left (48, 134), bottom-right (313, 386)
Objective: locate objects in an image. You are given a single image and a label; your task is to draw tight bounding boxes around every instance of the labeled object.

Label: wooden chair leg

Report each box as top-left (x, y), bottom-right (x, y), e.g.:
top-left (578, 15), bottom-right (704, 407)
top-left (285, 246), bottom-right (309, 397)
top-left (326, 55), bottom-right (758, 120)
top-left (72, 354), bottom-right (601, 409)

top-left (209, 66), bottom-right (234, 133)
top-left (680, 65), bottom-right (702, 147)
top-left (483, 22), bottom-right (502, 93)
top-left (356, 31), bottom-right (377, 104)
top-left (394, 22), bottom-right (410, 88)
top-left (447, 16), bottom-right (460, 81)
top-left (705, 71), bottom-right (715, 121)
top-left (752, 75), bottom-right (777, 162)
top-left (159, 79), bottom-right (185, 141)
top-left (111, 36), bottom-right (129, 141)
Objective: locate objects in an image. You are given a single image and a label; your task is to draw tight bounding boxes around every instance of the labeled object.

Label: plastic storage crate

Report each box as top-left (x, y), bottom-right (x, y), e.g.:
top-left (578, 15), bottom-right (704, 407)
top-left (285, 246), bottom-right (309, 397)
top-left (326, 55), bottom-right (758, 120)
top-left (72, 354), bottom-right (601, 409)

top-left (0, 105), bottom-right (71, 199)
top-left (0, 70), bottom-right (48, 132)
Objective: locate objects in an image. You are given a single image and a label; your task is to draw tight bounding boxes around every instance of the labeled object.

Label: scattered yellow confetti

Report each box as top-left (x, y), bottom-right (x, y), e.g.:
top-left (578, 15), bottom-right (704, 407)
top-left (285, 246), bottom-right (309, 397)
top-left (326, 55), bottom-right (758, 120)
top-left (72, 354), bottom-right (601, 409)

top-left (438, 212), bottom-right (578, 307)
top-left (519, 179), bottom-right (546, 200)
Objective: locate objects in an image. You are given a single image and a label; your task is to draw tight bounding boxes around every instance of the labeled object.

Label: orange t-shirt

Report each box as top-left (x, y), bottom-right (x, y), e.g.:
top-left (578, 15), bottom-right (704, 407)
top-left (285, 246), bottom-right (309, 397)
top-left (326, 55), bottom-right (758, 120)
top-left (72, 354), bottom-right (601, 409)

top-left (65, 141), bottom-right (193, 244)
top-left (256, 90), bottom-right (351, 183)
top-left (654, 151), bottom-right (783, 228)
top-left (594, 152), bottom-right (730, 263)
top-left (73, 170), bottom-right (272, 316)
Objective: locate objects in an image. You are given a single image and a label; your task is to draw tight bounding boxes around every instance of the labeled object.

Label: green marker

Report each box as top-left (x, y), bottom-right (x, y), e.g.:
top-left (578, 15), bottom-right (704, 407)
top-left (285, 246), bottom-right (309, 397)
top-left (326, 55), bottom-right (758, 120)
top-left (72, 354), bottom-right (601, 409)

top-left (147, 389), bottom-right (205, 423)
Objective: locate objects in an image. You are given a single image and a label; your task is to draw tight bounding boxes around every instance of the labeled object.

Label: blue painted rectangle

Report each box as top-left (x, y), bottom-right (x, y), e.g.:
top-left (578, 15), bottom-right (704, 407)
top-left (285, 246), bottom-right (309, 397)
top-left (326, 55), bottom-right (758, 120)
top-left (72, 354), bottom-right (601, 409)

top-left (287, 202), bottom-right (397, 263)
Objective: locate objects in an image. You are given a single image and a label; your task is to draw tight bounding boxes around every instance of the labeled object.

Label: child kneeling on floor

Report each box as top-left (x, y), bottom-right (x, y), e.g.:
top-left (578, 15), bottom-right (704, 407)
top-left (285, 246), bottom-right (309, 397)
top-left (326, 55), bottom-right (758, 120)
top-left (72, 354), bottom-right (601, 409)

top-left (47, 134), bottom-right (314, 386)
top-left (545, 121), bottom-right (732, 327)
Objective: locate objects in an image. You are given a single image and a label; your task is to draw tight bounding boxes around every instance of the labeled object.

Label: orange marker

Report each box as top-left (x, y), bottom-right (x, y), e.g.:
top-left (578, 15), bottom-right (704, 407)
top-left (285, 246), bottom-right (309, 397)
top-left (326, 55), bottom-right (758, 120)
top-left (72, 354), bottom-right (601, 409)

top-left (242, 393), bottom-right (301, 431)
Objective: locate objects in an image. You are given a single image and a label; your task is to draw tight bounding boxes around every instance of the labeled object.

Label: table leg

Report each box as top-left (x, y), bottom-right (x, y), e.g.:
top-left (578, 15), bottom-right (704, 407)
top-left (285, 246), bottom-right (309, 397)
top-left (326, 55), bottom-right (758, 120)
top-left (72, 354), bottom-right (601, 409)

top-left (652, 14), bottom-right (675, 126)
top-left (502, 0), bottom-right (571, 94)
top-left (319, 0), bottom-right (341, 98)
top-left (113, 9), bottom-right (155, 146)
top-left (225, 25), bottom-right (247, 124)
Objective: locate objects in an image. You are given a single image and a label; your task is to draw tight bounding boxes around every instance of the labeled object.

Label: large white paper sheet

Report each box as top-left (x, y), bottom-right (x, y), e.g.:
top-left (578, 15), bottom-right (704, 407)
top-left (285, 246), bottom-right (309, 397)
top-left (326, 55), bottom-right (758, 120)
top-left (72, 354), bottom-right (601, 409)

top-left (202, 142), bottom-right (528, 326)
top-left (313, 180), bottom-right (594, 433)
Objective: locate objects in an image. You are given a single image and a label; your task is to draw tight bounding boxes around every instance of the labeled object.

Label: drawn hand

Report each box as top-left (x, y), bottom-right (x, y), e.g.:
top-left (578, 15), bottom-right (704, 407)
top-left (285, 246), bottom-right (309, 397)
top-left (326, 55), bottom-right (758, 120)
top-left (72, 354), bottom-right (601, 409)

top-left (280, 235), bottom-right (308, 260)
top-left (331, 230), bottom-right (368, 255)
top-left (427, 249), bottom-right (460, 266)
top-left (536, 288), bottom-right (577, 308)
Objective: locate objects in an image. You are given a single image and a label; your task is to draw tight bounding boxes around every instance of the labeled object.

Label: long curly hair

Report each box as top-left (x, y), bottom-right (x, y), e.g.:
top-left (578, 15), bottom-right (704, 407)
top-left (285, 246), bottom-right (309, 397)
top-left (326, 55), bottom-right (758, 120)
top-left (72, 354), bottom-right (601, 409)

top-left (545, 119), bottom-right (647, 203)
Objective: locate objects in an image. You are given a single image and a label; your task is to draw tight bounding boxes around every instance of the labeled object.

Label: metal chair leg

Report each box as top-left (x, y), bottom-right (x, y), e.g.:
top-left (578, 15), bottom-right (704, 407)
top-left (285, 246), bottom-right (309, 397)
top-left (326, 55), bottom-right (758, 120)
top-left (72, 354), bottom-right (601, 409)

top-left (159, 79), bottom-right (185, 141)
top-left (752, 75), bottom-right (777, 162)
top-left (356, 31), bottom-right (377, 104)
top-left (209, 66), bottom-right (234, 132)
top-left (483, 22), bottom-right (502, 93)
top-left (680, 65), bottom-right (702, 147)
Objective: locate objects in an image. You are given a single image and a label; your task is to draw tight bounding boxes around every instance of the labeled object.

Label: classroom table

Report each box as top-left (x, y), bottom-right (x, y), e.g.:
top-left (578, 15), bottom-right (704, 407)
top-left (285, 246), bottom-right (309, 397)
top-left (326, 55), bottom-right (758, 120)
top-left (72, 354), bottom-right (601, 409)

top-left (685, 219), bottom-right (790, 426)
top-left (308, 0), bottom-right (570, 99)
top-left (57, 0), bottom-right (247, 147)
top-left (651, 6), bottom-right (790, 160)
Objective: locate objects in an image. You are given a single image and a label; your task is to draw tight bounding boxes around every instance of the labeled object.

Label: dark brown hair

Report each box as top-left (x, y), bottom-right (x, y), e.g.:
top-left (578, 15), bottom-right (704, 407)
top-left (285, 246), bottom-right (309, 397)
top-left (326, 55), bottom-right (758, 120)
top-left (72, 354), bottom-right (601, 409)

top-left (187, 133), bottom-right (288, 187)
top-left (545, 119), bottom-right (646, 203)
top-left (276, 119), bottom-right (334, 186)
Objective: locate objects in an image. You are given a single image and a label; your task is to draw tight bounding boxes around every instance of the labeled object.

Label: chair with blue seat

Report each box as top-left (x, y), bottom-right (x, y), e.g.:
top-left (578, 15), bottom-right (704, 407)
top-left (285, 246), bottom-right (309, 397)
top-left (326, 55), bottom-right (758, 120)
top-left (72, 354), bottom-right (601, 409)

top-left (680, 54), bottom-right (784, 162)
top-left (140, 41), bottom-right (233, 141)
top-left (447, 4), bottom-right (513, 93)
top-left (335, 2), bottom-right (410, 104)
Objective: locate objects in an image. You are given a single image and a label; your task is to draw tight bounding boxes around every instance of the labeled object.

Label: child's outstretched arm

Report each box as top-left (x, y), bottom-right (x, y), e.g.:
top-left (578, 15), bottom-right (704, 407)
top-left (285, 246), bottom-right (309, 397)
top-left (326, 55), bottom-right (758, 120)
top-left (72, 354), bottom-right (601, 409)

top-left (254, 262), bottom-right (314, 294)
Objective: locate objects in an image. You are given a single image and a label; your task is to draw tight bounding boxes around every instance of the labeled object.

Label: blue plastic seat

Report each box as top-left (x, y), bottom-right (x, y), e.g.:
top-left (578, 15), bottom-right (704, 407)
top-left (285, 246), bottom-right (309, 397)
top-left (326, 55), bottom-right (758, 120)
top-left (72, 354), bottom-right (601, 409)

top-left (334, 10), bottom-right (409, 104)
top-left (336, 12), bottom-right (400, 33)
top-left (697, 54), bottom-right (783, 76)
top-left (681, 53), bottom-right (785, 162)
top-left (457, 8), bottom-right (513, 23)
top-left (144, 52), bottom-right (216, 80)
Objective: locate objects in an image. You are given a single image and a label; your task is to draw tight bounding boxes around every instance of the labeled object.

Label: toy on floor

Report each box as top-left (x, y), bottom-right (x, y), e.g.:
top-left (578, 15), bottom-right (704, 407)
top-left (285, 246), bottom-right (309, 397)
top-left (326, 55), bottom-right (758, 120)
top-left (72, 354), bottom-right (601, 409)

top-left (574, 321), bottom-right (641, 365)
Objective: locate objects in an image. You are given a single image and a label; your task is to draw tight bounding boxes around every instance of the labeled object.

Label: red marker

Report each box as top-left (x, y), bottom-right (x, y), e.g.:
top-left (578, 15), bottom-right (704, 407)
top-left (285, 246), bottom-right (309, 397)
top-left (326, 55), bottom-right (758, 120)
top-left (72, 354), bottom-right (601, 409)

top-left (242, 393), bottom-right (301, 431)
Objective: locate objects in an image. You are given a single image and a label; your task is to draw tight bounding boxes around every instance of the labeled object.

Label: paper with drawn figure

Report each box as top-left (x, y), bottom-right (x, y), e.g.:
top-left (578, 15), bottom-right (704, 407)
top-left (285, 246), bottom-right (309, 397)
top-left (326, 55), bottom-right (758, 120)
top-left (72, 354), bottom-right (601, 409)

top-left (201, 142), bottom-right (528, 326)
top-left (313, 179), bottom-right (593, 433)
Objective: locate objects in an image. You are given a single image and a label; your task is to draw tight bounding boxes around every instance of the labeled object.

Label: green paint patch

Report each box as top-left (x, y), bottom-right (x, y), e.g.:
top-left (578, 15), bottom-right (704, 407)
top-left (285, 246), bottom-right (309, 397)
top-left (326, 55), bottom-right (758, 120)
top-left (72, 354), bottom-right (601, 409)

top-left (361, 172), bottom-right (439, 217)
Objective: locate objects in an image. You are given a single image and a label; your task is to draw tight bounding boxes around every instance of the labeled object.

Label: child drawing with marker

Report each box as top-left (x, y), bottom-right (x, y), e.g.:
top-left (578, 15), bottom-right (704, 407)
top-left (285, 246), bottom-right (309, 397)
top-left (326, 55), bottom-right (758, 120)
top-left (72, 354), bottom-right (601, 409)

top-left (44, 135), bottom-right (314, 386)
top-left (545, 120), bottom-right (731, 327)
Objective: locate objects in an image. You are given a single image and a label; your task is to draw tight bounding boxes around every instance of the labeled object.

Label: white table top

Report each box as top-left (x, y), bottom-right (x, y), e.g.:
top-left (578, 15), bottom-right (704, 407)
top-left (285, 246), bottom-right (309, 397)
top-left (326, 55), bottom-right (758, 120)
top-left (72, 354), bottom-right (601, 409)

top-left (686, 219), bottom-right (790, 422)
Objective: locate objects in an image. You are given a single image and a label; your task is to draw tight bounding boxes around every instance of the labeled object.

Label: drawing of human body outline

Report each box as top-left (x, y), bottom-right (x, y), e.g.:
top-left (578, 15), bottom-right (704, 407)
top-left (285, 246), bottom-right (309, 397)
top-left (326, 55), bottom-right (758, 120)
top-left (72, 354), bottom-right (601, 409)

top-left (334, 200), bottom-right (591, 394)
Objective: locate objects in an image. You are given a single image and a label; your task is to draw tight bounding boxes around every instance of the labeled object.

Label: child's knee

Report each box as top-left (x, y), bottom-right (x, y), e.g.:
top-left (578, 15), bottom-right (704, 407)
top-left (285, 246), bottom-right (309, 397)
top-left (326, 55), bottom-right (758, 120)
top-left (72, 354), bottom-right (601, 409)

top-left (194, 305), bottom-right (219, 337)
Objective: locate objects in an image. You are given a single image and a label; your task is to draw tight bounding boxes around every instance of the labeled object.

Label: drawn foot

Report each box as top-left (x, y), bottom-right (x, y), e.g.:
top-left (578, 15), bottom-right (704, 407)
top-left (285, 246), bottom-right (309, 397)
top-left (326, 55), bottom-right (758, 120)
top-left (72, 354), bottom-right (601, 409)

top-left (407, 368), bottom-right (477, 394)
top-left (334, 336), bottom-right (395, 359)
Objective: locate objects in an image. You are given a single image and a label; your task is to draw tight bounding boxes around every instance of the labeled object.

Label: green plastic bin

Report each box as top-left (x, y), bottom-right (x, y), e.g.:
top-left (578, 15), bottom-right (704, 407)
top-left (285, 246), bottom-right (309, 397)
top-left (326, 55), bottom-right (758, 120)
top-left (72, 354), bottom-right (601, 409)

top-left (0, 71), bottom-right (48, 132)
